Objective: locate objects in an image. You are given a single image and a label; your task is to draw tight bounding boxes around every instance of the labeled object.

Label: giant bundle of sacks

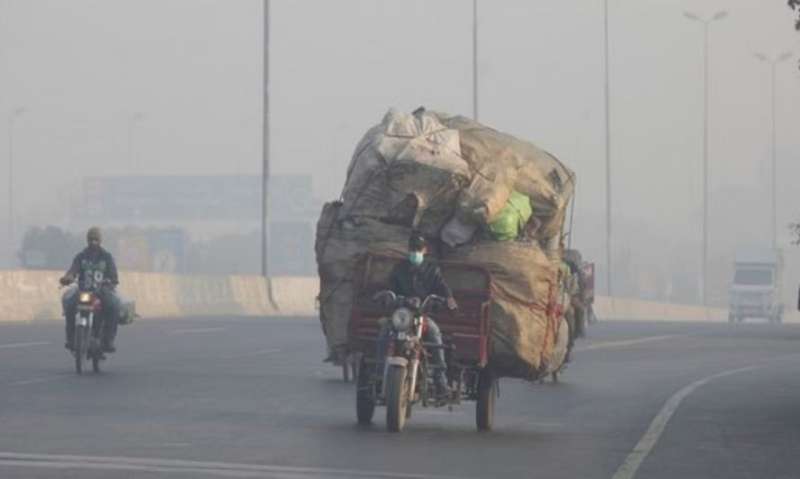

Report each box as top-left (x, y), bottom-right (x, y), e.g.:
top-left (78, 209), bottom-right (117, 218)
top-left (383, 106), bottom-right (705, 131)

top-left (315, 108), bottom-right (575, 380)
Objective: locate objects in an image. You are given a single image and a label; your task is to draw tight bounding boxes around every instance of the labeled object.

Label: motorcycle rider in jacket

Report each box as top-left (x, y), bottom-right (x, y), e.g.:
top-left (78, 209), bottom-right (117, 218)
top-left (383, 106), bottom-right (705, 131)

top-left (59, 227), bottom-right (122, 353)
top-left (379, 234), bottom-right (458, 398)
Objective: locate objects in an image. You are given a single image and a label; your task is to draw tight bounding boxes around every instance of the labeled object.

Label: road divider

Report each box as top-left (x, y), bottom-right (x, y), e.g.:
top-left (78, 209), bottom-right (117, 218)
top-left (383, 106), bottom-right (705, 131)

top-left (0, 270), bottom-right (795, 324)
top-left (0, 270), bottom-right (278, 322)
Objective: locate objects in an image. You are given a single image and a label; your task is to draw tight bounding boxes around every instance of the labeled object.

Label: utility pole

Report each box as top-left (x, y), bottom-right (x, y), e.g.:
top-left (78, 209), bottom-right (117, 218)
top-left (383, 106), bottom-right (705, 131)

top-left (754, 51), bottom-right (792, 249)
top-left (603, 0), bottom-right (612, 297)
top-left (472, 0), bottom-right (479, 121)
top-left (262, 0), bottom-right (271, 277)
top-left (7, 107), bottom-right (25, 267)
top-left (683, 10), bottom-right (727, 306)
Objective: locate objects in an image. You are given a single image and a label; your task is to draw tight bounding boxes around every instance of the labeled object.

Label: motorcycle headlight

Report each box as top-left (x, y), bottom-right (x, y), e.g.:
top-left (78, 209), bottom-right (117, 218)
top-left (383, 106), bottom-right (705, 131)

top-left (79, 292), bottom-right (92, 303)
top-left (391, 308), bottom-right (413, 332)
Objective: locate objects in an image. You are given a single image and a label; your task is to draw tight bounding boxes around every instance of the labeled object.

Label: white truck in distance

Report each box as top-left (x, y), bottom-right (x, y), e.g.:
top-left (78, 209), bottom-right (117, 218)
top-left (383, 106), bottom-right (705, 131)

top-left (728, 247), bottom-right (784, 323)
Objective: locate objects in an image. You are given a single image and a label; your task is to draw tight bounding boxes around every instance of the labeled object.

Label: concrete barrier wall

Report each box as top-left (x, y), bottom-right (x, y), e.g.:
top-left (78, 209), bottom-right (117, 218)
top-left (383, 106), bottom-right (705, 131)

top-left (0, 270), bottom-right (796, 323)
top-left (0, 270), bottom-right (278, 322)
top-left (595, 296), bottom-right (727, 322)
top-left (595, 296), bottom-right (799, 323)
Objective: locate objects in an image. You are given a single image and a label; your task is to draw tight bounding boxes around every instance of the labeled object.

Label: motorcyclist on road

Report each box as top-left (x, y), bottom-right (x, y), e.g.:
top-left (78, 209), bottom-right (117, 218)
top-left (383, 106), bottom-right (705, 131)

top-left (380, 234), bottom-right (458, 398)
top-left (59, 227), bottom-right (122, 353)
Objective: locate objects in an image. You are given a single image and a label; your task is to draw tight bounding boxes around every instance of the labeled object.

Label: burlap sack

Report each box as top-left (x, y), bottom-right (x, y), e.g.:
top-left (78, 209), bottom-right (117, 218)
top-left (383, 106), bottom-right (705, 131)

top-left (315, 206), bottom-right (413, 351)
top-left (340, 109), bottom-right (470, 237)
top-left (441, 114), bottom-right (574, 250)
top-left (443, 241), bottom-right (563, 379)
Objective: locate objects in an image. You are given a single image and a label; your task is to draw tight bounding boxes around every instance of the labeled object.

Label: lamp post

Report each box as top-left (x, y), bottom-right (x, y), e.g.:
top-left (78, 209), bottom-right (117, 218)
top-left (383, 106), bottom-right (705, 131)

top-left (753, 51), bottom-right (792, 249)
top-left (7, 107), bottom-right (26, 266)
top-left (683, 9), bottom-right (728, 306)
top-left (472, 0), bottom-right (479, 121)
top-left (262, 0), bottom-right (271, 277)
top-left (603, 0), bottom-right (612, 297)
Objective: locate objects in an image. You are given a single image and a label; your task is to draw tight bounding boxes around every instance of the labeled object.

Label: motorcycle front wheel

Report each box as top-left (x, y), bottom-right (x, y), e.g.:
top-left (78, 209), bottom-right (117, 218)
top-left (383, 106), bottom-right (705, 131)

top-left (385, 365), bottom-right (409, 432)
top-left (74, 325), bottom-right (88, 375)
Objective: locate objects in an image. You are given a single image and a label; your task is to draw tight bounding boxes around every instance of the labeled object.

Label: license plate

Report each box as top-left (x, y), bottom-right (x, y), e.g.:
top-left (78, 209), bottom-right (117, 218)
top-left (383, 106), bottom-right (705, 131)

top-left (77, 317), bottom-right (88, 327)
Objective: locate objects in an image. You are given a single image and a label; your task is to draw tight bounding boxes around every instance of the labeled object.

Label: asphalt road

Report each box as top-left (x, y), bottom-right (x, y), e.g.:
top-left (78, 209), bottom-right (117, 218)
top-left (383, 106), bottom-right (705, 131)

top-left (1, 317), bottom-right (800, 479)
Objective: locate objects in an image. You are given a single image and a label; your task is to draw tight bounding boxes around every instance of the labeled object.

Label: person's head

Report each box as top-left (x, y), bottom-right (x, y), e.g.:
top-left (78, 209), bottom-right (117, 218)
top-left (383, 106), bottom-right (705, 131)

top-left (86, 227), bottom-right (102, 250)
top-left (408, 234), bottom-right (427, 267)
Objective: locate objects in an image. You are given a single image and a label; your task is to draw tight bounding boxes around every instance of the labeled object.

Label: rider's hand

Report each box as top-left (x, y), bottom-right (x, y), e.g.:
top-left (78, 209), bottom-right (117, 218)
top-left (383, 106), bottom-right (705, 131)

top-left (59, 276), bottom-right (72, 286)
top-left (447, 297), bottom-right (458, 311)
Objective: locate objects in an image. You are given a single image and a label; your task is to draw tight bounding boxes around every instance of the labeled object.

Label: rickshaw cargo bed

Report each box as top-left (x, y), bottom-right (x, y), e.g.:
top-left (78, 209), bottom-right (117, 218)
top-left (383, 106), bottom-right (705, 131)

top-left (442, 241), bottom-right (569, 380)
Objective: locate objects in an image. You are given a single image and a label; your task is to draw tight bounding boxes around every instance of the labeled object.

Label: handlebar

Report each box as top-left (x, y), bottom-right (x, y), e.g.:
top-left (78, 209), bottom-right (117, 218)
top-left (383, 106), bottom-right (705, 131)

top-left (372, 291), bottom-right (446, 313)
top-left (58, 277), bottom-right (116, 290)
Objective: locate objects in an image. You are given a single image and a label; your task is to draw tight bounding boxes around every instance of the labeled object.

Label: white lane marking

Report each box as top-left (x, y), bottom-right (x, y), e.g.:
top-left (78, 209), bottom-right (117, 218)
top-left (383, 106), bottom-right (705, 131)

top-left (0, 451), bottom-right (460, 479)
top-left (9, 374), bottom-right (70, 386)
top-left (171, 327), bottom-right (226, 335)
top-left (577, 335), bottom-right (678, 352)
top-left (221, 348), bottom-right (280, 360)
top-left (611, 365), bottom-right (760, 479)
top-left (0, 341), bottom-right (51, 350)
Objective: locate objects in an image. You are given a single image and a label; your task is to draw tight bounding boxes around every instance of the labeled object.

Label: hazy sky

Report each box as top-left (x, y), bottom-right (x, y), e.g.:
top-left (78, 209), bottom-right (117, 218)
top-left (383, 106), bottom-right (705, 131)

top-left (1, 0), bottom-right (799, 264)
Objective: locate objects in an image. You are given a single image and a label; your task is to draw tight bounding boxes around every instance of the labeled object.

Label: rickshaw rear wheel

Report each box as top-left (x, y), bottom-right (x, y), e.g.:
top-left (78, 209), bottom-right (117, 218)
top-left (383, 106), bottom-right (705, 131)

top-left (356, 357), bottom-right (375, 425)
top-left (476, 369), bottom-right (496, 432)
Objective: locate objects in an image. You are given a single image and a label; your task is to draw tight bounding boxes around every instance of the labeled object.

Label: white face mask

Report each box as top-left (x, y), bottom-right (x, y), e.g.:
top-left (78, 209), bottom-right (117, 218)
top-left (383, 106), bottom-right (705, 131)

top-left (409, 251), bottom-right (424, 266)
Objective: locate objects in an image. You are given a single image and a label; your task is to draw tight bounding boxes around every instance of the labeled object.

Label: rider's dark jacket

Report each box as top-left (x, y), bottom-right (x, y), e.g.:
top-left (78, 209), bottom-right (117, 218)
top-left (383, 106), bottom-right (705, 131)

top-left (65, 246), bottom-right (119, 290)
top-left (388, 259), bottom-right (452, 300)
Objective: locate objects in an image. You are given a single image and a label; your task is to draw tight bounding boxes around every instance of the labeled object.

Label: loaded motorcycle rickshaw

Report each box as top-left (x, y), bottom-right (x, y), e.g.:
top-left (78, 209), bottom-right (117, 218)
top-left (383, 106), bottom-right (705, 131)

top-left (348, 253), bottom-right (497, 432)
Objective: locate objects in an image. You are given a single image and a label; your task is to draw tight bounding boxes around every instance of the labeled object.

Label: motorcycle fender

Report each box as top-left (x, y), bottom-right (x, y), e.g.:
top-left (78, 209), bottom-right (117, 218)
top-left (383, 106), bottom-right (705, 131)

top-left (385, 357), bottom-right (408, 368)
top-left (77, 315), bottom-right (88, 327)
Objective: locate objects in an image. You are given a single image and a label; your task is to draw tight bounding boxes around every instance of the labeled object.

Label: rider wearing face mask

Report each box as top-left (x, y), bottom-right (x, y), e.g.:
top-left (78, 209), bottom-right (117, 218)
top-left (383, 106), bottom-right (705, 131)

top-left (383, 234), bottom-right (458, 397)
top-left (59, 227), bottom-right (122, 353)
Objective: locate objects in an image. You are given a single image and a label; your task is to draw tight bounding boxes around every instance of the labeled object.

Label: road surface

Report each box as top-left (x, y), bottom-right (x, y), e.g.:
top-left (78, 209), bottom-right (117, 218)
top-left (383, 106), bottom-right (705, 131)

top-left (1, 317), bottom-right (799, 479)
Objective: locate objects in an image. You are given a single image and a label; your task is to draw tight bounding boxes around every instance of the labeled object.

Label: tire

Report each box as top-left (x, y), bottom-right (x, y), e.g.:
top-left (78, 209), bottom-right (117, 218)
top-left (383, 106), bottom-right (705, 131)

top-left (342, 361), bottom-right (350, 382)
top-left (385, 365), bottom-right (408, 433)
top-left (352, 353), bottom-right (362, 384)
top-left (92, 353), bottom-right (101, 373)
top-left (356, 359), bottom-right (375, 425)
top-left (74, 325), bottom-right (86, 375)
top-left (476, 369), bottom-right (496, 432)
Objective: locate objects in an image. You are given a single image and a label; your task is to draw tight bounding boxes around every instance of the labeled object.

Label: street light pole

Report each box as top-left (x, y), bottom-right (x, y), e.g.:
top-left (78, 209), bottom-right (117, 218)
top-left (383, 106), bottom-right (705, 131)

top-left (754, 51), bottom-right (792, 249)
top-left (7, 107), bottom-right (25, 266)
top-left (603, 0), bottom-right (612, 297)
top-left (472, 0), bottom-right (478, 121)
top-left (262, 0), bottom-right (271, 277)
top-left (683, 10), bottom-right (727, 307)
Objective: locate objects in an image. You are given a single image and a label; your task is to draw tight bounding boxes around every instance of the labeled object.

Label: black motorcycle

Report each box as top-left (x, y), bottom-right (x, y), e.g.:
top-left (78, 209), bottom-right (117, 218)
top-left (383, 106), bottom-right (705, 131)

top-left (63, 280), bottom-right (113, 374)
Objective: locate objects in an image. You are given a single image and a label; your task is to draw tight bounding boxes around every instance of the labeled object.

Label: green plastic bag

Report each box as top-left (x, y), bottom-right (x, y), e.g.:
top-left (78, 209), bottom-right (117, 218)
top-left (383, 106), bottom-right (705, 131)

top-left (488, 191), bottom-right (533, 241)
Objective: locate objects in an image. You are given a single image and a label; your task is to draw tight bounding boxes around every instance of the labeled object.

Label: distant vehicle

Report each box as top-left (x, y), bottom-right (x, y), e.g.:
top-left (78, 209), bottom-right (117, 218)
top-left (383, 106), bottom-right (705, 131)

top-left (728, 247), bottom-right (784, 323)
